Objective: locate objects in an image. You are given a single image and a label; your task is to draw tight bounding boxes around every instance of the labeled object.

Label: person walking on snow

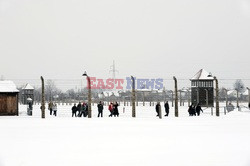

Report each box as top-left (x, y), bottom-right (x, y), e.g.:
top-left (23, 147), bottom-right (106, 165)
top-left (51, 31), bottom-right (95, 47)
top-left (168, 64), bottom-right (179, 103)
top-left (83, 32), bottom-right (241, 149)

top-left (97, 101), bottom-right (104, 117)
top-left (155, 102), bottom-right (160, 117)
top-left (113, 102), bottom-right (119, 117)
top-left (77, 102), bottom-right (82, 117)
top-left (48, 101), bottom-right (53, 115)
top-left (195, 103), bottom-right (203, 116)
top-left (164, 101), bottom-right (169, 116)
top-left (108, 102), bottom-right (113, 117)
top-left (52, 103), bottom-right (57, 116)
top-left (71, 104), bottom-right (77, 117)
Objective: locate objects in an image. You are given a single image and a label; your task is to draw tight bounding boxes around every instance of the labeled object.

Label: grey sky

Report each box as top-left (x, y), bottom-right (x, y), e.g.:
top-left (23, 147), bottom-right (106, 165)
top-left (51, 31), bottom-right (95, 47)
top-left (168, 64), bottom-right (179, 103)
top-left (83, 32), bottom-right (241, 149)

top-left (0, 0), bottom-right (250, 87)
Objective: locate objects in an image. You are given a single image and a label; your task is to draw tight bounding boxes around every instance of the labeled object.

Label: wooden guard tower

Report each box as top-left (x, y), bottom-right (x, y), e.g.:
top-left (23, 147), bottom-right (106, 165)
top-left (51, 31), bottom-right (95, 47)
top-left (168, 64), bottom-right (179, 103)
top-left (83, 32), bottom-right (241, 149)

top-left (21, 83), bottom-right (34, 104)
top-left (190, 69), bottom-right (214, 107)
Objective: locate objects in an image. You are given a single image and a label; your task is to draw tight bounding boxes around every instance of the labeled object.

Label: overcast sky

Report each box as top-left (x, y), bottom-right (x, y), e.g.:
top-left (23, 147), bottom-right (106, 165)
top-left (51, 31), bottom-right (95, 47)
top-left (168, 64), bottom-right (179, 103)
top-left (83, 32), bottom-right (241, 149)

top-left (0, 0), bottom-right (250, 85)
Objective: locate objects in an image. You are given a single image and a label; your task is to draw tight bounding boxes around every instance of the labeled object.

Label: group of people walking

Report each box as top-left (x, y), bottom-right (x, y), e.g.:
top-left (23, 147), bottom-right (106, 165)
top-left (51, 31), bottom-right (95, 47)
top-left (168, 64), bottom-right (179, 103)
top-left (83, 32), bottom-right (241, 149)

top-left (48, 101), bottom-right (57, 116)
top-left (155, 101), bottom-right (170, 117)
top-left (71, 102), bottom-right (89, 117)
top-left (156, 101), bottom-right (204, 117)
top-left (71, 101), bottom-right (119, 118)
top-left (188, 103), bottom-right (203, 116)
top-left (108, 102), bottom-right (119, 117)
top-left (48, 101), bottom-right (206, 117)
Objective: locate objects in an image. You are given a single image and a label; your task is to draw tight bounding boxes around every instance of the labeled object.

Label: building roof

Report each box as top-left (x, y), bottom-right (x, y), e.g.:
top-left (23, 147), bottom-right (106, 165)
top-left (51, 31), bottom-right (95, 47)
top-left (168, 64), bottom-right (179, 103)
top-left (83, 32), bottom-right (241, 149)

top-left (191, 69), bottom-right (214, 80)
top-left (22, 83), bottom-right (34, 90)
top-left (0, 81), bottom-right (19, 93)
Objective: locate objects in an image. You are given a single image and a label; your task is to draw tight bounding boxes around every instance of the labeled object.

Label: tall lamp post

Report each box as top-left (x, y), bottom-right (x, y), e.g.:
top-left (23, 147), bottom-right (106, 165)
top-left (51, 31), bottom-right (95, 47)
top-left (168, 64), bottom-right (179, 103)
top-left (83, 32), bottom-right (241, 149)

top-left (82, 71), bottom-right (92, 118)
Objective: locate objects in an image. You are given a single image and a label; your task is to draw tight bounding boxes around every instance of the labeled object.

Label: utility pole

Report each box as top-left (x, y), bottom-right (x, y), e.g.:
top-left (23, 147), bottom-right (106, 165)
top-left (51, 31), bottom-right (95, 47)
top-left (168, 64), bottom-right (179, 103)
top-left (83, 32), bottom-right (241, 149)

top-left (131, 76), bottom-right (136, 118)
top-left (41, 76), bottom-right (45, 119)
top-left (109, 60), bottom-right (119, 85)
top-left (173, 76), bottom-right (178, 117)
top-left (214, 76), bottom-right (219, 116)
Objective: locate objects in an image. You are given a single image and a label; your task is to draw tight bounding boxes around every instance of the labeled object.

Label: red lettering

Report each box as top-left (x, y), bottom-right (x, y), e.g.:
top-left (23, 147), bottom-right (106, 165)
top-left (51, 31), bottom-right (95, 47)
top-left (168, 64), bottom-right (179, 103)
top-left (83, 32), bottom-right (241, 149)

top-left (97, 79), bottom-right (106, 89)
top-left (106, 79), bottom-right (114, 89)
top-left (88, 77), bottom-right (97, 89)
top-left (115, 79), bottom-right (124, 89)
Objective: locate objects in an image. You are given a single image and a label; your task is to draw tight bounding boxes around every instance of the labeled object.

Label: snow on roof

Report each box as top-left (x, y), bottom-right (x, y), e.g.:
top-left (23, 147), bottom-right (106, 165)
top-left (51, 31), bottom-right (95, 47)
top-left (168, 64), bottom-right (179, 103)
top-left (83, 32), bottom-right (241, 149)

top-left (22, 83), bottom-right (34, 90)
top-left (191, 69), bottom-right (214, 80)
top-left (0, 81), bottom-right (19, 93)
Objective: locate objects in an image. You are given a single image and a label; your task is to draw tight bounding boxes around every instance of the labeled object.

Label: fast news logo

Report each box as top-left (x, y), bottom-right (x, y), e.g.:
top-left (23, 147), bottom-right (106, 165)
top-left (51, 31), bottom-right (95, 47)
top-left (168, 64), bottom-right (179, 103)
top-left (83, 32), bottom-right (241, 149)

top-left (86, 77), bottom-right (164, 90)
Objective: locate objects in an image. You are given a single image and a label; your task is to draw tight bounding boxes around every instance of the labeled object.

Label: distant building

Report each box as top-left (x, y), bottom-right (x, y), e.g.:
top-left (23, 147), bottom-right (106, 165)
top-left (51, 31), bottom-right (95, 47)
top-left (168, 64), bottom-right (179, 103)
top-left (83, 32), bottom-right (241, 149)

top-left (190, 69), bottom-right (214, 107)
top-left (0, 81), bottom-right (19, 116)
top-left (21, 83), bottom-right (34, 104)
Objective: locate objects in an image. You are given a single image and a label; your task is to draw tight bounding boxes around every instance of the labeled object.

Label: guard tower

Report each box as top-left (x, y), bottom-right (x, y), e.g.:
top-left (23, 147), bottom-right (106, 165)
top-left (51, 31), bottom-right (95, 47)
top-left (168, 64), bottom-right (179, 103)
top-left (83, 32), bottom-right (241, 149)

top-left (22, 83), bottom-right (34, 104)
top-left (190, 69), bottom-right (214, 107)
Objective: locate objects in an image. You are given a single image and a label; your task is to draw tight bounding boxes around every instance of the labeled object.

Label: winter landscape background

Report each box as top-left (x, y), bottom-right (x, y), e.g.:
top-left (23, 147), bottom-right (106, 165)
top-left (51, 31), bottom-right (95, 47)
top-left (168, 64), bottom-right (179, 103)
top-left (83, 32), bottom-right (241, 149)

top-left (1, 0), bottom-right (250, 165)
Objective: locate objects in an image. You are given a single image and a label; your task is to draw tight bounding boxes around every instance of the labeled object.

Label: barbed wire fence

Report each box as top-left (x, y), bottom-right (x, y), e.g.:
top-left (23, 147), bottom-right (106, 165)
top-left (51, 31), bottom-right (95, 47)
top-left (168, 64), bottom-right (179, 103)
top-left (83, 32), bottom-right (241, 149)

top-left (11, 78), bottom-right (249, 104)
top-left (12, 77), bottom-right (250, 117)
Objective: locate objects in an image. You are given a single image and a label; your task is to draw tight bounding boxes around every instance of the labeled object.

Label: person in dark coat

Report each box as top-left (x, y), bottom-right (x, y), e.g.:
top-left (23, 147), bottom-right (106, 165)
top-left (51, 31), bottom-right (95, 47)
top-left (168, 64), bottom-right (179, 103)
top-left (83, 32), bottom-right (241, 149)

top-left (195, 103), bottom-right (203, 116)
top-left (188, 103), bottom-right (196, 116)
top-left (164, 101), bottom-right (169, 116)
top-left (97, 101), bottom-right (104, 117)
top-left (83, 103), bottom-right (88, 117)
top-left (113, 102), bottom-right (119, 117)
top-left (155, 102), bottom-right (160, 117)
top-left (71, 104), bottom-right (77, 117)
top-left (48, 101), bottom-right (53, 115)
top-left (77, 102), bottom-right (82, 117)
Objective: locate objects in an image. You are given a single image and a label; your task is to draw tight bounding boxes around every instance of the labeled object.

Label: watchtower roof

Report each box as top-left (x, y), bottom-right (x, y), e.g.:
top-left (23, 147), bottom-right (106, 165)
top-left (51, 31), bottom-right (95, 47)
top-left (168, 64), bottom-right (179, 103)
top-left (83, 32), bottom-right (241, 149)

top-left (191, 69), bottom-right (213, 80)
top-left (22, 83), bottom-right (34, 90)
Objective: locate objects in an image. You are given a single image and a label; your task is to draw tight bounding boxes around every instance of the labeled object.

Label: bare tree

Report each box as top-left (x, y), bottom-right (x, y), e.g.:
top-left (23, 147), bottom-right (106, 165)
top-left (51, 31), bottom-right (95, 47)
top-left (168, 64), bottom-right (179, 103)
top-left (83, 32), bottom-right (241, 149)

top-left (45, 80), bottom-right (61, 102)
top-left (234, 79), bottom-right (245, 107)
top-left (234, 79), bottom-right (245, 93)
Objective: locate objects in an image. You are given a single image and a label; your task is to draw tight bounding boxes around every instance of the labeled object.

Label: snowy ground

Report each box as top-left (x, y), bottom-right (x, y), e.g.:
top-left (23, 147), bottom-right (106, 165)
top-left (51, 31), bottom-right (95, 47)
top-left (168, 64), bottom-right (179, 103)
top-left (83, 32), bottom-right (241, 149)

top-left (0, 102), bottom-right (250, 166)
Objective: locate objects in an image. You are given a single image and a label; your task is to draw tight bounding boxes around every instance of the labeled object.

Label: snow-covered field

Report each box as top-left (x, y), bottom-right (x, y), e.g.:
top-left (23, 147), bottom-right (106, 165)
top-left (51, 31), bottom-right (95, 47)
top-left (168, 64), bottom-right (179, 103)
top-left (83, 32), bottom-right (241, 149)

top-left (0, 102), bottom-right (250, 166)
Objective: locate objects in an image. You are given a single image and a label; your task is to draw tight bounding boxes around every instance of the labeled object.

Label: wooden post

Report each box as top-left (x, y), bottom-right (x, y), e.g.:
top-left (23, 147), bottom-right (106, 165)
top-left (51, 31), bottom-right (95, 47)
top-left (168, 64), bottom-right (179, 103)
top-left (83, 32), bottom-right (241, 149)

top-left (214, 76), bottom-right (219, 116)
top-left (173, 76), bottom-right (178, 117)
top-left (131, 76), bottom-right (136, 118)
top-left (41, 76), bottom-right (45, 119)
top-left (87, 76), bottom-right (92, 118)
